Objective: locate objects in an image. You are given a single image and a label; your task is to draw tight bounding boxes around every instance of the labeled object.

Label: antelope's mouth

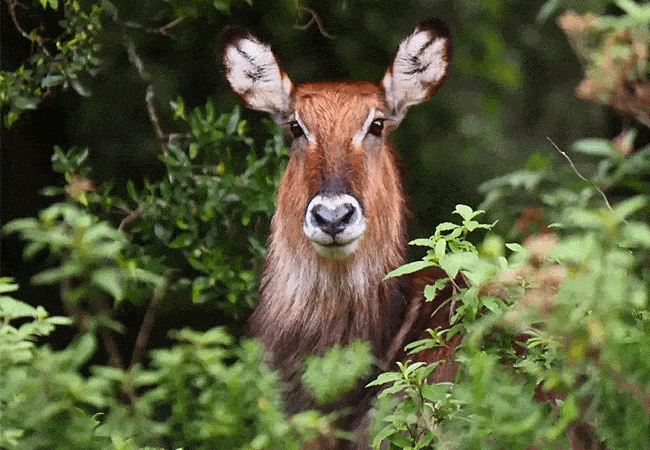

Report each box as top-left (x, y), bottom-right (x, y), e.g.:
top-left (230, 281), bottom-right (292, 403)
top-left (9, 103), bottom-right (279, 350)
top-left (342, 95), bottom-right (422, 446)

top-left (303, 194), bottom-right (366, 260)
top-left (309, 237), bottom-right (363, 260)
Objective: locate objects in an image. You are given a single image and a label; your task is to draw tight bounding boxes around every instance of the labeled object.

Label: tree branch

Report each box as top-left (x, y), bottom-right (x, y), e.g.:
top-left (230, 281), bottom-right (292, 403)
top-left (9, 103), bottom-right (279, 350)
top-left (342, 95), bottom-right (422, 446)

top-left (118, 205), bottom-right (143, 232)
top-left (149, 16), bottom-right (185, 36)
top-left (6, 0), bottom-right (52, 56)
top-left (129, 274), bottom-right (170, 368)
top-left (547, 137), bottom-right (616, 214)
top-left (120, 17), bottom-right (169, 157)
top-left (294, 5), bottom-right (336, 39)
top-left (596, 355), bottom-right (650, 417)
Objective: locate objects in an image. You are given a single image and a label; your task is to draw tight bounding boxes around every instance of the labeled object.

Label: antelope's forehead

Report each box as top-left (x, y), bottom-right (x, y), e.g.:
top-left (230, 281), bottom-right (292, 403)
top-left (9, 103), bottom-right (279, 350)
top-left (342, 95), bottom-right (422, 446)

top-left (293, 81), bottom-right (386, 130)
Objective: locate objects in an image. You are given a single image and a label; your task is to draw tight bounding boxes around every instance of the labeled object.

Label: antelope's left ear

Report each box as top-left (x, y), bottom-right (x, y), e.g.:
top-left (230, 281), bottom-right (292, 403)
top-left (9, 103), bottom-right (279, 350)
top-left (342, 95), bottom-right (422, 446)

top-left (221, 27), bottom-right (294, 123)
top-left (382, 19), bottom-right (452, 123)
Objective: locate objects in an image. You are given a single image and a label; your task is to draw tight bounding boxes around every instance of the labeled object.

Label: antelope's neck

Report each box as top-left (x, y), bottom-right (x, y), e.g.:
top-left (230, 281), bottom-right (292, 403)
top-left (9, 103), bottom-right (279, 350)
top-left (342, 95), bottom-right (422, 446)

top-left (250, 234), bottom-right (406, 365)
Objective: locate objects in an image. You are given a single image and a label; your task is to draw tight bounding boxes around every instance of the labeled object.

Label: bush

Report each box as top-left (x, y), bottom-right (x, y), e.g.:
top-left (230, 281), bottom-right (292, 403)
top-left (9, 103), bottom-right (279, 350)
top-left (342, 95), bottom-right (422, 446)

top-left (3, 1), bottom-right (650, 449)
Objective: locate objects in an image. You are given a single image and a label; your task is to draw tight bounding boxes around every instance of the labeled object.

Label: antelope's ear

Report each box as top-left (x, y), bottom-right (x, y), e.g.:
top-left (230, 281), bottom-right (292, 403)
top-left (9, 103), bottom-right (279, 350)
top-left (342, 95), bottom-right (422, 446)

top-left (381, 19), bottom-right (452, 123)
top-left (221, 27), bottom-right (293, 123)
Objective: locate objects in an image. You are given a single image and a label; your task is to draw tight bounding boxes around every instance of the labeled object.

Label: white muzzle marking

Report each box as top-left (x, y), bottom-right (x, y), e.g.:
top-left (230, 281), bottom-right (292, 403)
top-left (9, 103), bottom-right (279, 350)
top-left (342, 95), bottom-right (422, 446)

top-left (303, 194), bottom-right (366, 259)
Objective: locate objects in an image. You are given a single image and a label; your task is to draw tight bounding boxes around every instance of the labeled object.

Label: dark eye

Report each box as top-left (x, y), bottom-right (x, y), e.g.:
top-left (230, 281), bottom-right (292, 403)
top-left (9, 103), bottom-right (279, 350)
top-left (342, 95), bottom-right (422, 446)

top-left (368, 119), bottom-right (385, 137)
top-left (289, 121), bottom-right (304, 139)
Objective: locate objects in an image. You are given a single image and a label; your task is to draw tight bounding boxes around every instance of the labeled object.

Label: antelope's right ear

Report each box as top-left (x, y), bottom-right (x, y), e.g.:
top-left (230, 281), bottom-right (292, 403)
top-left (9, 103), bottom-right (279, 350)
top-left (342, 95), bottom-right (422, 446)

top-left (221, 27), bottom-right (293, 123)
top-left (382, 19), bottom-right (452, 124)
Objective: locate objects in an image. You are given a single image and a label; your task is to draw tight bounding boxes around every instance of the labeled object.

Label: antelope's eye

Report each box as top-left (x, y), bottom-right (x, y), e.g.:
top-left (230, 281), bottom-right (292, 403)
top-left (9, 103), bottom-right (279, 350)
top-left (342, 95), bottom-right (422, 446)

top-left (289, 121), bottom-right (304, 139)
top-left (368, 119), bottom-right (385, 137)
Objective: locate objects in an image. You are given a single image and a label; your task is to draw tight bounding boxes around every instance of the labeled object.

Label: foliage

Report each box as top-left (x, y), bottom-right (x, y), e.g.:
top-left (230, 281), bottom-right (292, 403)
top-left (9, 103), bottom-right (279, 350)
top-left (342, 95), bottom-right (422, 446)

top-left (34, 102), bottom-right (286, 316)
top-left (1, 0), bottom-right (103, 127)
top-left (303, 341), bottom-right (375, 406)
top-left (371, 196), bottom-right (650, 449)
top-left (0, 283), bottom-right (331, 449)
top-left (3, 0), bottom-right (650, 450)
top-left (366, 4), bottom-right (650, 448)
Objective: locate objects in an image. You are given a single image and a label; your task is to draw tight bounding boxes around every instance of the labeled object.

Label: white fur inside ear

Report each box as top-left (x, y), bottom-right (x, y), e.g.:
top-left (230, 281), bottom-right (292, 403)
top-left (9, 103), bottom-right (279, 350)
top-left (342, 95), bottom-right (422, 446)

top-left (382, 27), bottom-right (449, 120)
top-left (224, 35), bottom-right (293, 118)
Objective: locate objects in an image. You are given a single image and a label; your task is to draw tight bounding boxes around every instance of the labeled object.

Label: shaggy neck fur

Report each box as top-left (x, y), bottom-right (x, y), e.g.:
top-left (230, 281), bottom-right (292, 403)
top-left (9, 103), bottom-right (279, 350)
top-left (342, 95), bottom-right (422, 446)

top-left (249, 181), bottom-right (407, 410)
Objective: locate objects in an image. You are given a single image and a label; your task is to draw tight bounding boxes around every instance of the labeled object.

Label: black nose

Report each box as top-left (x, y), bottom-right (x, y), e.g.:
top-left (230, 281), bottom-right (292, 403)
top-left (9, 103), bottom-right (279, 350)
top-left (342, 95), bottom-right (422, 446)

top-left (310, 203), bottom-right (357, 237)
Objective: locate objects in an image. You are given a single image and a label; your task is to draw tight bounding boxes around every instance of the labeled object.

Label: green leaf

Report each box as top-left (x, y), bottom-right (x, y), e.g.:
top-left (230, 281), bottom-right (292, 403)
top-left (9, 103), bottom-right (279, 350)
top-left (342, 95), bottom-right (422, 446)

top-left (0, 296), bottom-right (39, 319)
top-left (189, 142), bottom-right (199, 159)
top-left (571, 138), bottom-right (616, 157)
top-left (384, 260), bottom-right (434, 279)
top-left (434, 238), bottom-right (446, 260)
top-left (372, 425), bottom-right (398, 449)
top-left (226, 107), bottom-right (240, 134)
top-left (170, 95), bottom-right (186, 120)
top-left (463, 219), bottom-right (480, 231)
top-left (0, 278), bottom-right (19, 294)
top-left (409, 237), bottom-right (435, 247)
top-left (613, 195), bottom-right (647, 220)
top-left (453, 204), bottom-right (475, 221)
top-left (41, 74), bottom-right (66, 88)
top-left (387, 433), bottom-right (413, 447)
top-left (46, 316), bottom-right (73, 326)
top-left (421, 382), bottom-right (452, 403)
top-left (169, 232), bottom-right (194, 248)
top-left (505, 243), bottom-right (524, 252)
top-left (424, 278), bottom-right (449, 301)
top-left (70, 78), bottom-right (92, 97)
top-left (367, 371), bottom-right (403, 387)
top-left (91, 267), bottom-right (125, 301)
top-left (622, 222), bottom-right (650, 248)
top-left (435, 222), bottom-right (459, 233)
top-left (302, 341), bottom-right (374, 405)
top-left (440, 251), bottom-right (478, 279)
top-left (537, 0), bottom-right (562, 21)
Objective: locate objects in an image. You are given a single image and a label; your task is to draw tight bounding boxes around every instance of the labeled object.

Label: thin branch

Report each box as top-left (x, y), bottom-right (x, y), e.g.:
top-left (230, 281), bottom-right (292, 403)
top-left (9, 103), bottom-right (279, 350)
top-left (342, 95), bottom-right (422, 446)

top-left (430, 295), bottom-right (453, 324)
top-left (146, 85), bottom-right (168, 156)
top-left (123, 33), bottom-right (169, 157)
top-left (6, 0), bottom-right (52, 56)
top-left (129, 274), bottom-right (170, 368)
top-left (118, 205), bottom-right (143, 232)
top-left (90, 296), bottom-right (126, 368)
top-left (100, 326), bottom-right (126, 369)
top-left (547, 137), bottom-right (615, 213)
top-left (294, 5), bottom-right (336, 39)
top-left (124, 36), bottom-right (150, 81)
top-left (596, 355), bottom-right (650, 417)
top-left (149, 16), bottom-right (185, 36)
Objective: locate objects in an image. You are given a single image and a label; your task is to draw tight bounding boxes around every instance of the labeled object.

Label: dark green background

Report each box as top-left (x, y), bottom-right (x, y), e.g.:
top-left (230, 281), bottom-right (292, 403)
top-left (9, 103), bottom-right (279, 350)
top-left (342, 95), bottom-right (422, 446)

top-left (1, 0), bottom-right (613, 310)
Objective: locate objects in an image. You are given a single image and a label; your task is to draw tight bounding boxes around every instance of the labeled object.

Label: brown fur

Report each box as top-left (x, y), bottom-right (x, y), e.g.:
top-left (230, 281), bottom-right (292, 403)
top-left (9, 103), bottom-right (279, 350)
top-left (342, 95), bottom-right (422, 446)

top-left (246, 83), bottom-right (456, 438)
top-left (223, 23), bottom-right (455, 449)
top-left (248, 82), bottom-right (412, 412)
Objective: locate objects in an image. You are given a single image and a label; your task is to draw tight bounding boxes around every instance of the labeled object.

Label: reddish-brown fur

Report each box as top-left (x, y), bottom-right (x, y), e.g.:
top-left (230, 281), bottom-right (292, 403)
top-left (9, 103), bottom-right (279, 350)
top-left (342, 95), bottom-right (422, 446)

top-left (248, 82), bottom-right (410, 409)
top-left (222, 22), bottom-right (455, 449)
top-left (247, 82), bottom-right (456, 425)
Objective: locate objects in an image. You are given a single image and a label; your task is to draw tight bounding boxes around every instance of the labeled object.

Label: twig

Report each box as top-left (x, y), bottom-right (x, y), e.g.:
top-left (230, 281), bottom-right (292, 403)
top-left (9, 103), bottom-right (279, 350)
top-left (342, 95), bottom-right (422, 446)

top-left (150, 16), bottom-right (185, 36)
top-left (294, 5), bottom-right (336, 39)
top-left (145, 85), bottom-right (168, 156)
top-left (547, 137), bottom-right (616, 213)
top-left (430, 295), bottom-right (453, 324)
top-left (118, 205), bottom-right (143, 232)
top-left (6, 0), bottom-right (52, 56)
top-left (90, 295), bottom-right (127, 367)
top-left (129, 274), bottom-right (170, 368)
top-left (596, 355), bottom-right (650, 416)
top-left (124, 36), bottom-right (149, 81)
top-left (122, 22), bottom-right (169, 157)
top-left (100, 326), bottom-right (126, 369)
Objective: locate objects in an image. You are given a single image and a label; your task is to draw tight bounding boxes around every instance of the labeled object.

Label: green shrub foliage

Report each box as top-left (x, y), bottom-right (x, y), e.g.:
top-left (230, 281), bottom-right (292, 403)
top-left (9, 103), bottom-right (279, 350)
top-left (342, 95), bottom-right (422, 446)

top-left (3, 0), bottom-right (650, 449)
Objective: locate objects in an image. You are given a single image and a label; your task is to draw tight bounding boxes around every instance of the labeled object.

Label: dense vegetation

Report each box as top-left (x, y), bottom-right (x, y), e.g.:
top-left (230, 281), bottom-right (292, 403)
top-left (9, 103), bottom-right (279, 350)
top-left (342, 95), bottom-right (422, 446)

top-left (2, 0), bottom-right (650, 449)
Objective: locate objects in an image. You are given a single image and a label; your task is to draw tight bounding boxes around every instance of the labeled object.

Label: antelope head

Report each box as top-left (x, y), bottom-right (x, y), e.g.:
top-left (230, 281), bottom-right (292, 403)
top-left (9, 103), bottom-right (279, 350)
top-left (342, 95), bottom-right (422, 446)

top-left (222, 20), bottom-right (451, 267)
